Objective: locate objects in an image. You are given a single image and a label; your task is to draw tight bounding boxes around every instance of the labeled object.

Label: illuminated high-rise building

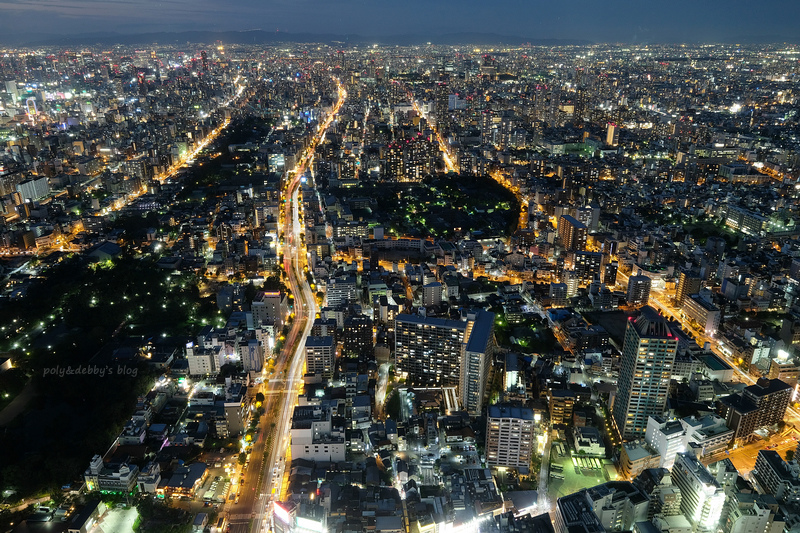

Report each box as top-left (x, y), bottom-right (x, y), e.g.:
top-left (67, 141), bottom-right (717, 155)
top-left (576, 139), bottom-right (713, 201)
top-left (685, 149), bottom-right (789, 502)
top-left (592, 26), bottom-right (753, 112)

top-left (558, 215), bottom-right (588, 251)
top-left (434, 82), bottom-right (449, 125)
top-left (384, 143), bottom-right (404, 181)
top-left (395, 310), bottom-right (494, 414)
top-left (4, 80), bottom-right (19, 103)
top-left (572, 251), bottom-right (603, 284)
top-left (676, 269), bottom-right (702, 307)
top-left (304, 336), bottom-right (335, 379)
top-left (606, 122), bottom-right (620, 146)
top-left (481, 109), bottom-right (495, 145)
top-left (485, 403), bottom-right (535, 469)
top-left (612, 306), bottom-right (677, 440)
top-left (602, 260), bottom-right (618, 286)
top-left (252, 291), bottom-right (288, 329)
top-left (459, 310), bottom-right (495, 415)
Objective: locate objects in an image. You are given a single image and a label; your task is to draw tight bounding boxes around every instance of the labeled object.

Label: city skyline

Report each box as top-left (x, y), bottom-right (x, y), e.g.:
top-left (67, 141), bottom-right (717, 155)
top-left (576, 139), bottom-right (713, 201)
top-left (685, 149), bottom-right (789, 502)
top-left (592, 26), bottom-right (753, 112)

top-left (2, 0), bottom-right (800, 46)
top-left (2, 35), bottom-right (800, 533)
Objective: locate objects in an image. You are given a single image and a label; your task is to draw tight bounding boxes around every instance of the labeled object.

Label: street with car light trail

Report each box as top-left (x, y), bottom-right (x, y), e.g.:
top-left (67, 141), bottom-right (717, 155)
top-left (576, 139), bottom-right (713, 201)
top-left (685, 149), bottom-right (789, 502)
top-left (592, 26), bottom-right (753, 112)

top-left (223, 78), bottom-right (346, 533)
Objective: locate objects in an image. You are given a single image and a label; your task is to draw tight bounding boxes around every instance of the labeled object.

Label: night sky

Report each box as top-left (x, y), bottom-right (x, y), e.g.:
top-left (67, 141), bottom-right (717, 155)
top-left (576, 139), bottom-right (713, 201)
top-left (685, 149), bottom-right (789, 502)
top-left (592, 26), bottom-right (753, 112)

top-left (1, 0), bottom-right (800, 43)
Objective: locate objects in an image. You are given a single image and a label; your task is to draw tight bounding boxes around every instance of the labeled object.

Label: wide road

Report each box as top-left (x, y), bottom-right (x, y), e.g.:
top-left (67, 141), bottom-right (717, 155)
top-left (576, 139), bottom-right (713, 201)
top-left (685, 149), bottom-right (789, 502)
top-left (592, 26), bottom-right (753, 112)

top-left (225, 78), bottom-right (346, 533)
top-left (702, 427), bottom-right (799, 477)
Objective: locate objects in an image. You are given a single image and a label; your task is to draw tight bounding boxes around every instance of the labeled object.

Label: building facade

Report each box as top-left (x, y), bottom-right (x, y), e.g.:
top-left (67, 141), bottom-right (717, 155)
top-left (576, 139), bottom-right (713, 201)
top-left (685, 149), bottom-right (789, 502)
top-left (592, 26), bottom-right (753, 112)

top-left (304, 336), bottom-right (335, 379)
top-left (485, 403), bottom-right (535, 470)
top-left (612, 307), bottom-right (677, 440)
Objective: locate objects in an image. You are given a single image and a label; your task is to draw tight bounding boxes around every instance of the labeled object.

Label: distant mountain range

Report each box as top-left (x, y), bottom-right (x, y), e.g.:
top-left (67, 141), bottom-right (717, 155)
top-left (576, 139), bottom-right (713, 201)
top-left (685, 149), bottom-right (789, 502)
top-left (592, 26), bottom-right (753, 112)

top-left (1, 29), bottom-right (796, 48)
top-left (0, 30), bottom-right (593, 48)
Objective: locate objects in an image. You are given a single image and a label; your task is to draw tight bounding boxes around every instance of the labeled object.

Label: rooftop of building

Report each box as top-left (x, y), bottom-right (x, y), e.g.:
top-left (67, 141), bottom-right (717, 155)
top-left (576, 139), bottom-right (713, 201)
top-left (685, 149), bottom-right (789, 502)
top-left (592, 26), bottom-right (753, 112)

top-left (488, 403), bottom-right (534, 421)
top-left (395, 313), bottom-right (466, 331)
top-left (585, 481), bottom-right (648, 506)
top-left (560, 214), bottom-right (587, 229)
top-left (292, 405), bottom-right (332, 428)
top-left (70, 500), bottom-right (103, 529)
top-left (719, 392), bottom-right (759, 414)
top-left (465, 309), bottom-right (495, 354)
top-left (556, 492), bottom-right (605, 533)
top-left (687, 293), bottom-right (720, 311)
top-left (659, 419), bottom-right (685, 436)
top-left (682, 414), bottom-right (732, 438)
top-left (621, 441), bottom-right (658, 462)
top-left (161, 463), bottom-right (207, 490)
top-left (745, 378), bottom-right (792, 397)
top-left (630, 306), bottom-right (675, 339)
top-left (675, 452), bottom-right (719, 487)
top-left (575, 426), bottom-right (602, 441)
top-left (305, 335), bottom-right (335, 348)
top-left (699, 352), bottom-right (733, 372)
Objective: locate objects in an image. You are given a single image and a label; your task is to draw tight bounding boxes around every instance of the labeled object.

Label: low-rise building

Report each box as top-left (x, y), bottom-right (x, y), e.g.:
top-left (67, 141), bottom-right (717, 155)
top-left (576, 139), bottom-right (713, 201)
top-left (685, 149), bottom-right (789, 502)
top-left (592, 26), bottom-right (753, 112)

top-left (585, 481), bottom-right (649, 531)
top-left (84, 454), bottom-right (139, 494)
top-left (572, 426), bottom-right (605, 457)
top-left (752, 450), bottom-right (800, 504)
top-left (645, 416), bottom-right (685, 469)
top-left (68, 501), bottom-right (106, 533)
top-left (723, 492), bottom-right (785, 533)
top-left (554, 491), bottom-right (605, 533)
top-left (680, 415), bottom-right (733, 457)
top-left (682, 294), bottom-right (721, 337)
top-left (619, 441), bottom-right (660, 480)
top-left (273, 502), bottom-right (328, 533)
top-left (290, 405), bottom-right (346, 462)
top-left (556, 481), bottom-right (648, 533)
top-left (185, 343), bottom-right (222, 377)
top-left (137, 462), bottom-right (161, 494)
top-left (159, 463), bottom-right (207, 499)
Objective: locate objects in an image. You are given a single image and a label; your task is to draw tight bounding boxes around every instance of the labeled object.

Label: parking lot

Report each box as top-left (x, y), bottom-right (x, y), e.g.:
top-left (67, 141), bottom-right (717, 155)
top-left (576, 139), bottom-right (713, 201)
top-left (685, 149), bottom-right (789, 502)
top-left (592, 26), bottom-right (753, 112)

top-left (547, 440), bottom-right (614, 500)
top-left (97, 507), bottom-right (138, 533)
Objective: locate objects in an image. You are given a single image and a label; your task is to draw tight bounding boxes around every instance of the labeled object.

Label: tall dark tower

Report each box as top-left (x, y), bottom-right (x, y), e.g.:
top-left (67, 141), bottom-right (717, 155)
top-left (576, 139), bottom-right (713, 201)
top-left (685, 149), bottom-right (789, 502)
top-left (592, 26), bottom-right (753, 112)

top-left (137, 72), bottom-right (147, 96)
top-left (201, 50), bottom-right (208, 72)
top-left (574, 68), bottom-right (588, 125)
top-left (434, 82), bottom-right (449, 127)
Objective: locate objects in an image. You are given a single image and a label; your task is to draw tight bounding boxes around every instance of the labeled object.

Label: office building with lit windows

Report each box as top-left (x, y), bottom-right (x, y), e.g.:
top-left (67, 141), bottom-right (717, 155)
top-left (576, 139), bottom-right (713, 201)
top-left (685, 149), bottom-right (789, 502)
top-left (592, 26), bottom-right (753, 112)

top-left (485, 403), bottom-right (535, 470)
top-left (252, 291), bottom-right (288, 329)
top-left (627, 271), bottom-right (652, 307)
top-left (304, 336), bottom-right (335, 379)
top-left (682, 294), bottom-right (721, 337)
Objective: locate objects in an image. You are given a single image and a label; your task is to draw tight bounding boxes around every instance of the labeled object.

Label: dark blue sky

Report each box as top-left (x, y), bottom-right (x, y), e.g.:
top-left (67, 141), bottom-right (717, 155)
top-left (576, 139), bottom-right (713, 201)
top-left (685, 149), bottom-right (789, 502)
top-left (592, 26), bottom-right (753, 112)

top-left (2, 0), bottom-right (799, 43)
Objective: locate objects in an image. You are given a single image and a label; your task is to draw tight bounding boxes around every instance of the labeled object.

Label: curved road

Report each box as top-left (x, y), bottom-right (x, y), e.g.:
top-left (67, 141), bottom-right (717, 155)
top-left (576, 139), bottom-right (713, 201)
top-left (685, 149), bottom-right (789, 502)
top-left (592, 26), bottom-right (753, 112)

top-left (226, 78), bottom-right (346, 533)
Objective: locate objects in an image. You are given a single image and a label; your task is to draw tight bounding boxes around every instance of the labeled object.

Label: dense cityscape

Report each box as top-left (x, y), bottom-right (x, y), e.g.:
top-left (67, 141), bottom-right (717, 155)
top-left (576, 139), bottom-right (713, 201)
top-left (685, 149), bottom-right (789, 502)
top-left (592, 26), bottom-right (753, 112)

top-left (0, 40), bottom-right (799, 533)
